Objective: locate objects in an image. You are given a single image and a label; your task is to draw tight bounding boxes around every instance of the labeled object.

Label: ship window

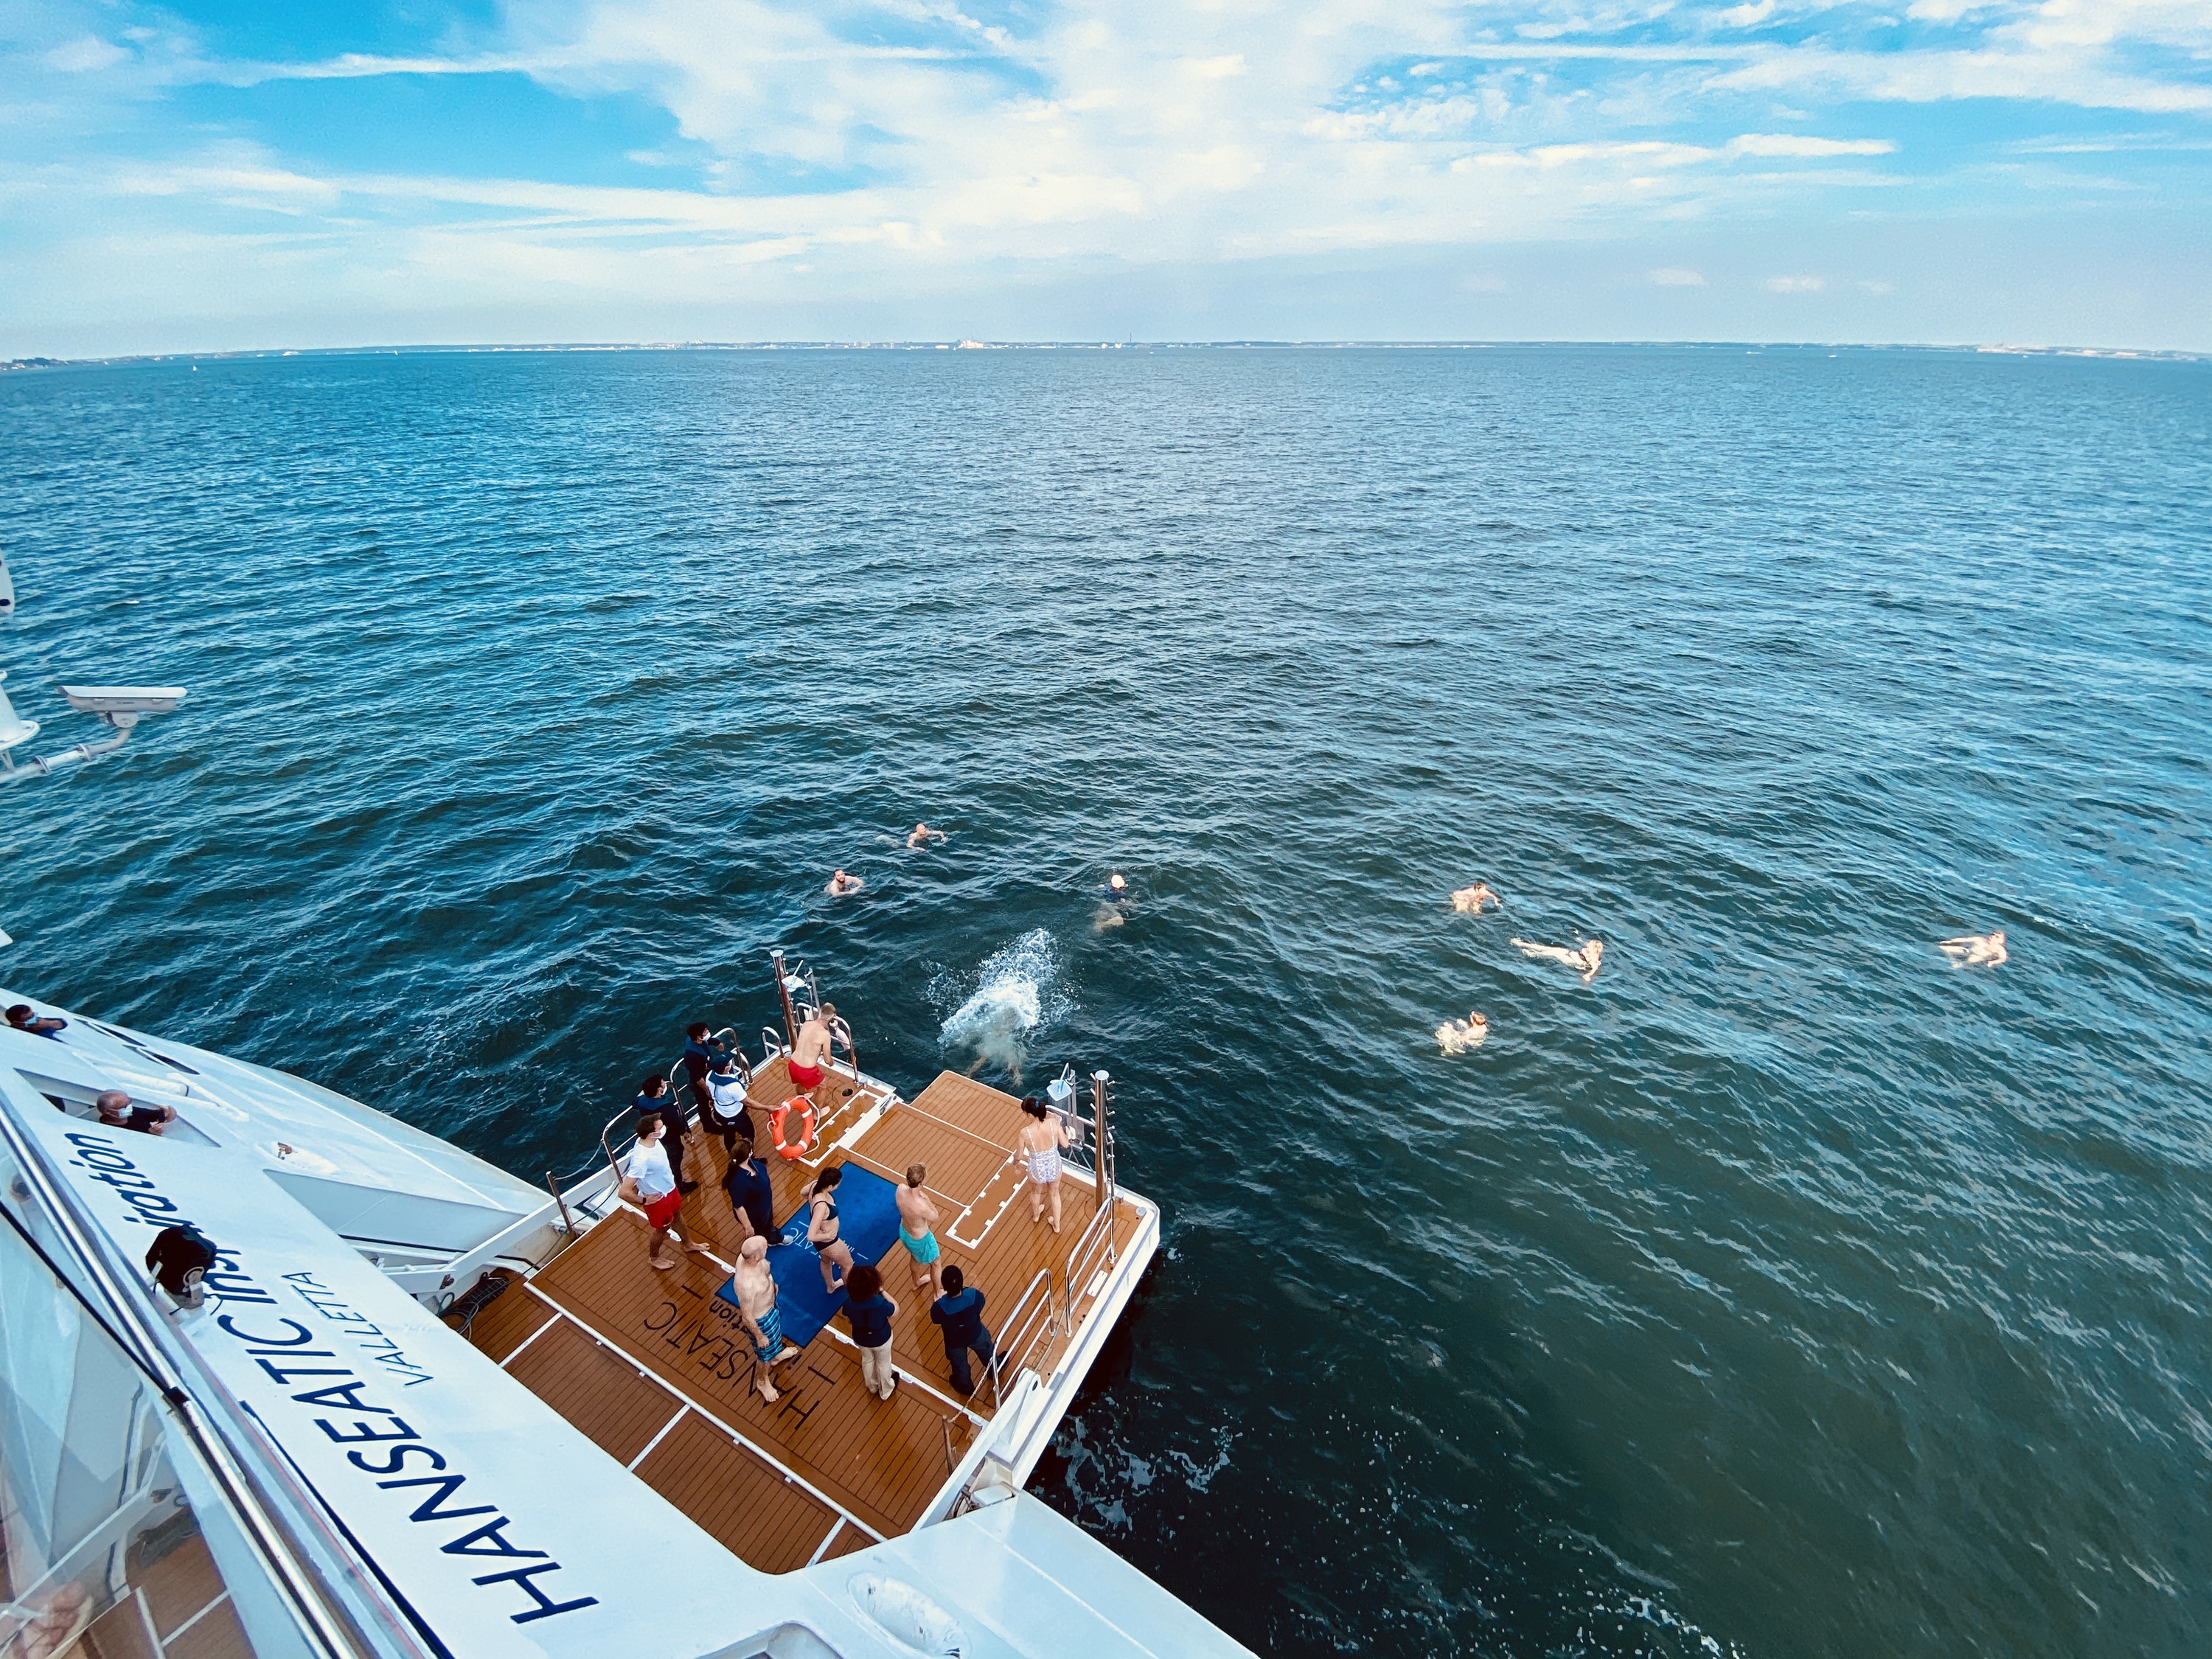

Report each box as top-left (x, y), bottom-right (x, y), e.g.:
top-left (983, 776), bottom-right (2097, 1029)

top-left (0, 1188), bottom-right (312, 1658)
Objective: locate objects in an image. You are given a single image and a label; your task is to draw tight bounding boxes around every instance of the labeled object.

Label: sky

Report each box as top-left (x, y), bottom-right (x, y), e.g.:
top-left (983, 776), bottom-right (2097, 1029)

top-left (1, 0), bottom-right (2208, 352)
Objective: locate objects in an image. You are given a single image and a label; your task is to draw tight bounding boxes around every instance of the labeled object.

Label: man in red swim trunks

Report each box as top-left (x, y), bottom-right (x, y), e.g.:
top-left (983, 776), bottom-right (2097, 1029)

top-left (788, 1003), bottom-right (837, 1104)
top-left (617, 1115), bottom-right (714, 1271)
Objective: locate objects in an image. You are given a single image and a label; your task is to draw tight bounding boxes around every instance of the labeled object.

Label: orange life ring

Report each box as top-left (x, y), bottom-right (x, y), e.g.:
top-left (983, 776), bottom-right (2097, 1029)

top-left (771, 1096), bottom-right (818, 1161)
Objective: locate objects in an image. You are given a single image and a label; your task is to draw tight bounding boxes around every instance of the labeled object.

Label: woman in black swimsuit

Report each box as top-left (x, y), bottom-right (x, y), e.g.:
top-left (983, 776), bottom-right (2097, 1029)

top-left (806, 1164), bottom-right (853, 1293)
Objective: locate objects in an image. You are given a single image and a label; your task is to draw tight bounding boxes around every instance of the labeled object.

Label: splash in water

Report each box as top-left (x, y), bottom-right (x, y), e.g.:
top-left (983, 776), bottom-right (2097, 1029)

top-left (936, 928), bottom-right (1067, 1085)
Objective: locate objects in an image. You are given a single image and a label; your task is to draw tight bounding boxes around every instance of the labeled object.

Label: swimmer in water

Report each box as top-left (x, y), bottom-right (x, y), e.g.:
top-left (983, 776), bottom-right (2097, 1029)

top-left (1450, 883), bottom-right (1500, 914)
top-left (826, 869), bottom-right (865, 897)
top-left (1938, 930), bottom-right (2008, 967)
top-left (1093, 871), bottom-right (1131, 931)
top-left (908, 823), bottom-right (947, 849)
top-left (1436, 1012), bottom-right (1489, 1054)
top-left (1512, 936), bottom-right (1604, 983)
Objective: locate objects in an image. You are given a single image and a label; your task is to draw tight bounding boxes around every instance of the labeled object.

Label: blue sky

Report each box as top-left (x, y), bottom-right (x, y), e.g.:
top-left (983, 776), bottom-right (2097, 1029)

top-left (2, 0), bottom-right (2208, 351)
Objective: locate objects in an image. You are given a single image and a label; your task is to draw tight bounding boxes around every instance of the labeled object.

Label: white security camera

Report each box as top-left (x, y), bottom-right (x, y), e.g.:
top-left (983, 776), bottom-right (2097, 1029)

top-left (3, 680), bottom-right (187, 787)
top-left (60, 685), bottom-right (188, 720)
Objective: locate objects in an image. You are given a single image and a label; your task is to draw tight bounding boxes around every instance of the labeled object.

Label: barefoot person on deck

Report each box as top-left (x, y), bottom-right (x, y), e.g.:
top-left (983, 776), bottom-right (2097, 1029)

top-left (1018, 1095), bottom-right (1071, 1234)
top-left (807, 1164), bottom-right (855, 1293)
top-left (895, 1164), bottom-right (945, 1298)
top-left (618, 1115), bottom-right (714, 1272)
top-left (732, 1235), bottom-right (801, 1402)
top-left (790, 1003), bottom-right (838, 1107)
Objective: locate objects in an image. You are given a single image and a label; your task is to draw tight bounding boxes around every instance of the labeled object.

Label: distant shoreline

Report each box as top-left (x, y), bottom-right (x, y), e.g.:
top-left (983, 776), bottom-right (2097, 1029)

top-left (6, 340), bottom-right (2205, 372)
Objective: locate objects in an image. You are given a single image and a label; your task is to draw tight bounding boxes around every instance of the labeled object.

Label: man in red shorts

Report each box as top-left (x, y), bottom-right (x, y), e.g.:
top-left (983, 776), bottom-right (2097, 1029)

top-left (616, 1114), bottom-right (714, 1271)
top-left (788, 1003), bottom-right (838, 1105)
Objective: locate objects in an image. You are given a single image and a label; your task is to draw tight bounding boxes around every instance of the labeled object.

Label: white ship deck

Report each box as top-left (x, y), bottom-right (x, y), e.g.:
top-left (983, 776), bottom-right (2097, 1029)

top-left (0, 990), bottom-right (1237, 1659)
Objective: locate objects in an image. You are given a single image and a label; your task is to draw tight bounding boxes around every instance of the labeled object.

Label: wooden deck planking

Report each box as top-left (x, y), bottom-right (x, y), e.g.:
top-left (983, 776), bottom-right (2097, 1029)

top-left (503, 1320), bottom-right (677, 1467)
top-left (136, 1532), bottom-right (226, 1643)
top-left (453, 1273), bottom-right (554, 1363)
top-left (527, 1207), bottom-right (962, 1539)
top-left (163, 1599), bottom-right (253, 1659)
top-left (632, 1413), bottom-right (841, 1576)
top-left (842, 1113), bottom-right (1004, 1211)
top-left (634, 1071), bottom-right (1138, 1408)
top-left (462, 1068), bottom-right (1146, 1571)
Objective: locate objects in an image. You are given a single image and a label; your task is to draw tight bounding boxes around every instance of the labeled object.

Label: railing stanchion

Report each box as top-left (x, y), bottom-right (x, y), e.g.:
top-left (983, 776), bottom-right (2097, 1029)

top-left (771, 948), bottom-right (799, 1048)
top-left (1091, 1070), bottom-right (1113, 1217)
top-left (546, 1171), bottom-right (575, 1235)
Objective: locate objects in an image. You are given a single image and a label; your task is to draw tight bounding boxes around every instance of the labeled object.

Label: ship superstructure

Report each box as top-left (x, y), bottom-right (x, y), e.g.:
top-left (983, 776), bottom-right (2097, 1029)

top-left (0, 975), bottom-right (1244, 1659)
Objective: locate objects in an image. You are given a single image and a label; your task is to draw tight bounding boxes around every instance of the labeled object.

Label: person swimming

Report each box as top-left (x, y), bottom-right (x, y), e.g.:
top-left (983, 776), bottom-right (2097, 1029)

top-left (1938, 930), bottom-right (2008, 967)
top-left (1512, 936), bottom-right (1604, 983)
top-left (908, 822), bottom-right (947, 849)
top-left (1107, 872), bottom-right (1128, 900)
top-left (1450, 883), bottom-right (1500, 914)
top-left (1436, 1012), bottom-right (1489, 1054)
top-left (826, 868), bottom-right (865, 897)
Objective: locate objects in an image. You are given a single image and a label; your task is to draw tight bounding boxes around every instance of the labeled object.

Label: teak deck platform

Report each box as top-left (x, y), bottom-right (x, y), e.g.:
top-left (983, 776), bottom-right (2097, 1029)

top-left (457, 1059), bottom-right (1141, 1574)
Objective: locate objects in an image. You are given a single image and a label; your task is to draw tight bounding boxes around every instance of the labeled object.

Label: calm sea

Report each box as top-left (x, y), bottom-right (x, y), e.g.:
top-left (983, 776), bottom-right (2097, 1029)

top-left (2, 345), bottom-right (2208, 1658)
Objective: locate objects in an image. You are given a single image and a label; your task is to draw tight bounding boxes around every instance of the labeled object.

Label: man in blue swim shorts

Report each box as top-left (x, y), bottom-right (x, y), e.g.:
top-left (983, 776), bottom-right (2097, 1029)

top-left (732, 1236), bottom-right (801, 1402)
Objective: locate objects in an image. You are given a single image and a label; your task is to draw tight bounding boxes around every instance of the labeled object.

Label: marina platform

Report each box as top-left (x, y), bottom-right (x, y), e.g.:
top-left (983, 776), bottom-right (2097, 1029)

top-left (456, 1057), bottom-right (1147, 1574)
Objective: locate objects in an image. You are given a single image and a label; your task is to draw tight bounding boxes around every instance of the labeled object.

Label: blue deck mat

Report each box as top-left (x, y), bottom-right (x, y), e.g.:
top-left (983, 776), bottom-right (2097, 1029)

top-left (713, 1162), bottom-right (904, 1349)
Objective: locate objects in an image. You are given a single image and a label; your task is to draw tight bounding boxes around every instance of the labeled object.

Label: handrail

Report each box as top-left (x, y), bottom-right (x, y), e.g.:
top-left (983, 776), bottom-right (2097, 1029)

top-left (930, 1370), bottom-right (1040, 1526)
top-left (827, 1014), bottom-right (859, 1081)
top-left (986, 1267), bottom-right (1057, 1412)
top-left (1064, 1194), bottom-right (1119, 1307)
top-left (0, 1091), bottom-right (418, 1659)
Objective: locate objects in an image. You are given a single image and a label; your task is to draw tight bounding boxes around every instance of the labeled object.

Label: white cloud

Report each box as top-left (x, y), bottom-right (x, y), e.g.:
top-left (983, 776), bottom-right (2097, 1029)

top-left (1711, 45), bottom-right (2212, 114)
top-left (44, 35), bottom-right (130, 72)
top-left (1714, 0), bottom-right (1778, 27)
top-left (7, 0), bottom-right (2211, 347)
top-left (1764, 274), bottom-right (1826, 291)
top-left (1728, 133), bottom-right (1898, 157)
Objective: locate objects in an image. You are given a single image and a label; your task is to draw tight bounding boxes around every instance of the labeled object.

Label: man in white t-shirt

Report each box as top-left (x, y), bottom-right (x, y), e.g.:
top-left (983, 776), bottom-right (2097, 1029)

top-left (619, 1115), bottom-right (714, 1271)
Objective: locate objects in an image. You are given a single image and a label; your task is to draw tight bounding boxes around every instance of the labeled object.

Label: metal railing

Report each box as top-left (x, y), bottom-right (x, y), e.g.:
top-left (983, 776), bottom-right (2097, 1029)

top-left (984, 1267), bottom-right (1057, 1412)
top-left (0, 1089), bottom-right (428, 1659)
top-left (1063, 1192), bottom-right (1120, 1309)
top-left (595, 1024), bottom-right (783, 1169)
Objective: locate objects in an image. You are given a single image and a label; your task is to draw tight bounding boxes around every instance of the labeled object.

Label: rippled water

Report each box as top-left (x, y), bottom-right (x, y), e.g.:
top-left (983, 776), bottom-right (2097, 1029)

top-left (3, 346), bottom-right (2208, 1658)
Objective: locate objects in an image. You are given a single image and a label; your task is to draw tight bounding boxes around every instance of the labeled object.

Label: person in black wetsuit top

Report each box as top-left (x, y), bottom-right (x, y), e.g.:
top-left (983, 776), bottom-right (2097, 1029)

top-left (930, 1265), bottom-right (996, 1397)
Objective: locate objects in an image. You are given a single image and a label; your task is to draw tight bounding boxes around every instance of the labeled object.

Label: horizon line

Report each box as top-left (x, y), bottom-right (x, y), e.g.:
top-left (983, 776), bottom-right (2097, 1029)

top-left (5, 340), bottom-right (2207, 370)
